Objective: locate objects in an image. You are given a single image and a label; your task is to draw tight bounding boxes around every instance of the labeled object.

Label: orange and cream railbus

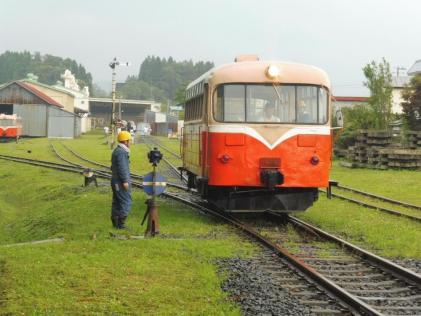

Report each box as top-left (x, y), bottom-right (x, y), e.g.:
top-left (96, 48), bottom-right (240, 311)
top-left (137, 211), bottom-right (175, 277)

top-left (0, 114), bottom-right (22, 141)
top-left (181, 55), bottom-right (332, 212)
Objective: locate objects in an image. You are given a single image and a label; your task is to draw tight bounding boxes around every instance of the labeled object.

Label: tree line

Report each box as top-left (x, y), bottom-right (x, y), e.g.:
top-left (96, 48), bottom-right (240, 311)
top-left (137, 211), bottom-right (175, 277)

top-left (119, 56), bottom-right (214, 104)
top-left (0, 51), bottom-right (93, 90)
top-left (0, 51), bottom-right (214, 106)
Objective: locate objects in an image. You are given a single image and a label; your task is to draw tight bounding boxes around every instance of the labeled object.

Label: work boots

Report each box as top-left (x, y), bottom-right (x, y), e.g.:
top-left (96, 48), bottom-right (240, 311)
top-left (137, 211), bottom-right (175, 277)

top-left (111, 216), bottom-right (119, 228)
top-left (118, 216), bottom-right (128, 229)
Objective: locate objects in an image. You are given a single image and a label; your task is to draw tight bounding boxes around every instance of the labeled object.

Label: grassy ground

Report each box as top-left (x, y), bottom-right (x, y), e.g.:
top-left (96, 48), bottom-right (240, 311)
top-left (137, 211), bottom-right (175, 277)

top-left (302, 160), bottom-right (421, 258)
top-left (333, 187), bottom-right (421, 218)
top-left (330, 160), bottom-right (421, 205)
top-left (0, 132), bottom-right (255, 314)
top-left (297, 196), bottom-right (421, 258)
top-left (153, 136), bottom-right (182, 156)
top-left (1, 132), bottom-right (420, 313)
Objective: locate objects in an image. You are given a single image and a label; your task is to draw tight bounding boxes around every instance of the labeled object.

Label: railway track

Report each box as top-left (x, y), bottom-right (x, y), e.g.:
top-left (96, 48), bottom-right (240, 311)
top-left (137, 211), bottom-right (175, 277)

top-left (52, 142), bottom-right (144, 182)
top-left (2, 149), bottom-right (420, 315)
top-left (50, 142), bottom-right (188, 191)
top-left (324, 188), bottom-right (421, 223)
top-left (143, 135), bottom-right (182, 159)
top-left (140, 136), bottom-right (187, 184)
top-left (164, 193), bottom-right (421, 315)
top-left (335, 184), bottom-right (421, 211)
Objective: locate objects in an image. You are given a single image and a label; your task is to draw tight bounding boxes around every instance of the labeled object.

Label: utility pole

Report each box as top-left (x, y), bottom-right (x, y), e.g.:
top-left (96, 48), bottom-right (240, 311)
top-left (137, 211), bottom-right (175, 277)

top-left (108, 58), bottom-right (130, 148)
top-left (396, 66), bottom-right (406, 78)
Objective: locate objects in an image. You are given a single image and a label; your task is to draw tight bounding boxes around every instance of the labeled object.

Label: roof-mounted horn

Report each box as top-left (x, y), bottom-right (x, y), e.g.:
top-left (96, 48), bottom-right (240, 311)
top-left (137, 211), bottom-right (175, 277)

top-left (234, 55), bottom-right (260, 62)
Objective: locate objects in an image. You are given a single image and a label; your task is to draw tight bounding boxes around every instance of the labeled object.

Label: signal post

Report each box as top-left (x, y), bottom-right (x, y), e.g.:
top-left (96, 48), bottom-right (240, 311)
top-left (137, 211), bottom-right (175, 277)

top-left (142, 147), bottom-right (165, 236)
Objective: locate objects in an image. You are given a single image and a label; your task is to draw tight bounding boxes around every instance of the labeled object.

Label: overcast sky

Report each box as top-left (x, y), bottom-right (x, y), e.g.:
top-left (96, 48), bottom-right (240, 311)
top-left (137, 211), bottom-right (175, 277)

top-left (1, 0), bottom-right (420, 96)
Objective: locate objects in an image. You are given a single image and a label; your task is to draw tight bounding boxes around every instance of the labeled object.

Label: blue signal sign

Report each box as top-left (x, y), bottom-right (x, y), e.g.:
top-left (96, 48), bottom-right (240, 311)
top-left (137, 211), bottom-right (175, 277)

top-left (142, 172), bottom-right (166, 196)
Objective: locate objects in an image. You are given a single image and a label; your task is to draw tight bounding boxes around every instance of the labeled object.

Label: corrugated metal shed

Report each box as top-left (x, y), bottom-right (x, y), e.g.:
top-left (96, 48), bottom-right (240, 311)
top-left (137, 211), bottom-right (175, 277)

top-left (0, 81), bottom-right (63, 108)
top-left (47, 107), bottom-right (77, 138)
top-left (74, 116), bottom-right (82, 137)
top-left (13, 104), bottom-right (47, 137)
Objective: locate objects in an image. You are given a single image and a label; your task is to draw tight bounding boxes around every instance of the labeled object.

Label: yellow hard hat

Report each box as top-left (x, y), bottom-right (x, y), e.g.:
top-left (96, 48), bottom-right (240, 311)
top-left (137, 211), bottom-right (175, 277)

top-left (118, 131), bottom-right (132, 142)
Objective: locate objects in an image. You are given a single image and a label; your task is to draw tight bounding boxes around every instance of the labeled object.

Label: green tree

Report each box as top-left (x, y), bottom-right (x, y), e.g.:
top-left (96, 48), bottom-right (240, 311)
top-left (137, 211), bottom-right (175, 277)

top-left (363, 58), bottom-right (393, 129)
top-left (0, 51), bottom-right (93, 90)
top-left (119, 76), bottom-right (166, 101)
top-left (91, 83), bottom-right (109, 97)
top-left (401, 74), bottom-right (421, 131)
top-left (174, 83), bottom-right (187, 105)
top-left (137, 55), bottom-right (213, 101)
top-left (336, 105), bottom-right (375, 148)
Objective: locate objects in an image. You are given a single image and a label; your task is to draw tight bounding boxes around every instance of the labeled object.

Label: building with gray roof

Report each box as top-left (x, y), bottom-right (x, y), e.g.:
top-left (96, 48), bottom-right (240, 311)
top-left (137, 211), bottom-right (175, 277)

top-left (408, 60), bottom-right (421, 76)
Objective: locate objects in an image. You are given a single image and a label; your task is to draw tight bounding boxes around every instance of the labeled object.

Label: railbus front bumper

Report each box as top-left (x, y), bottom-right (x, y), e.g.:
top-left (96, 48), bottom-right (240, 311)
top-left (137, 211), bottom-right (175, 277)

top-left (206, 186), bottom-right (318, 213)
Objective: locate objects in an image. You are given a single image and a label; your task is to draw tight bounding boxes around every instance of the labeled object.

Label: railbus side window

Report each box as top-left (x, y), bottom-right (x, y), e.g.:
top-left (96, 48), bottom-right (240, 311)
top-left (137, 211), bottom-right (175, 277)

top-left (318, 88), bottom-right (328, 124)
top-left (185, 100), bottom-right (190, 121)
top-left (193, 98), bottom-right (198, 120)
top-left (215, 86), bottom-right (224, 121)
top-left (197, 95), bottom-right (203, 120)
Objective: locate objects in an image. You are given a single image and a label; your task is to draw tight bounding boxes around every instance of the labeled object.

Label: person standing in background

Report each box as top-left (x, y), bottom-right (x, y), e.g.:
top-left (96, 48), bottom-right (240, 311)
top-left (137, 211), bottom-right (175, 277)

top-left (110, 131), bottom-right (132, 229)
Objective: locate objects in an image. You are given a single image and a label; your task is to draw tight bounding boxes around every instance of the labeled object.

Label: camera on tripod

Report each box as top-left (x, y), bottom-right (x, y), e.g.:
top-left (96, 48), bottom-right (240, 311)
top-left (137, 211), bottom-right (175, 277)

top-left (147, 147), bottom-right (163, 166)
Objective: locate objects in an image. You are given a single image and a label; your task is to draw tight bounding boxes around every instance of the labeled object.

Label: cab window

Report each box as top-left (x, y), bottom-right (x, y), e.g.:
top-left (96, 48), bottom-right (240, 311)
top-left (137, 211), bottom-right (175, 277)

top-left (214, 84), bottom-right (328, 124)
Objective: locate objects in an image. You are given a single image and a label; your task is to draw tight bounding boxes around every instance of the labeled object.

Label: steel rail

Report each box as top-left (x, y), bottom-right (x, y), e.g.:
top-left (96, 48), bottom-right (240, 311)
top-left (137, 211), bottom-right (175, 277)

top-left (0, 154), bottom-right (415, 315)
top-left (145, 136), bottom-right (182, 159)
top-left (57, 143), bottom-right (188, 191)
top-left (141, 137), bottom-right (188, 183)
top-left (323, 189), bottom-right (421, 223)
top-left (50, 143), bottom-right (121, 181)
top-left (336, 184), bottom-right (421, 211)
top-left (59, 143), bottom-right (144, 182)
top-left (0, 154), bottom-right (84, 173)
top-left (284, 214), bottom-right (421, 287)
top-left (61, 143), bottom-right (111, 170)
top-left (50, 143), bottom-right (85, 168)
top-left (56, 144), bottom-right (189, 192)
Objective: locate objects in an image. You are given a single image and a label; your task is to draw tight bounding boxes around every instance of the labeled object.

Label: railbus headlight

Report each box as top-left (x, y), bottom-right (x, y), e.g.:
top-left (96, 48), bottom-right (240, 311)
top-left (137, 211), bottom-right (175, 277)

top-left (266, 64), bottom-right (281, 79)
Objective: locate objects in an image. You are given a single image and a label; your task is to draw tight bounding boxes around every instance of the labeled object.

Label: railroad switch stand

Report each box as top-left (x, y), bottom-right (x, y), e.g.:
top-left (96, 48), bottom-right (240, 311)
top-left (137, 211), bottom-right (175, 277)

top-left (142, 199), bottom-right (160, 237)
top-left (142, 148), bottom-right (166, 237)
top-left (83, 168), bottom-right (98, 187)
top-left (327, 180), bottom-right (339, 199)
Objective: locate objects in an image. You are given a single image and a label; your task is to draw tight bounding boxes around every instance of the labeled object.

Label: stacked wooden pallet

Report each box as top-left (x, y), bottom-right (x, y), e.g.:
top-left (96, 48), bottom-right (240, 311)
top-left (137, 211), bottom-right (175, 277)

top-left (340, 130), bottom-right (421, 170)
top-left (380, 149), bottom-right (421, 169)
top-left (333, 148), bottom-right (348, 158)
top-left (407, 131), bottom-right (421, 149)
top-left (353, 130), bottom-right (369, 163)
top-left (352, 130), bottom-right (392, 165)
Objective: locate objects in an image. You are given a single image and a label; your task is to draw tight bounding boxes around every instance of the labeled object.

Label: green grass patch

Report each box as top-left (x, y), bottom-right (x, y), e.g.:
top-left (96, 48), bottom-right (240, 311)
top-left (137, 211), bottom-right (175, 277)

top-left (153, 136), bottom-right (182, 155)
top-left (297, 196), bottom-right (421, 258)
top-left (0, 137), bottom-right (254, 314)
top-left (331, 160), bottom-right (421, 205)
top-left (334, 187), bottom-right (421, 219)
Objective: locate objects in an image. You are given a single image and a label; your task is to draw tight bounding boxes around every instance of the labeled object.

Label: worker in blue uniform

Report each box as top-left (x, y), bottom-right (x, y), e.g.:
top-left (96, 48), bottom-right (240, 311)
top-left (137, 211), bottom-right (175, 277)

top-left (111, 131), bottom-right (132, 229)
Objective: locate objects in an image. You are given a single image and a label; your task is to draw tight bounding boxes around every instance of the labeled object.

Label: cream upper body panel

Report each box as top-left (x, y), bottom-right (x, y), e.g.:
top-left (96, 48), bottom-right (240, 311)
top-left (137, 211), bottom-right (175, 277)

top-left (187, 61), bottom-right (331, 92)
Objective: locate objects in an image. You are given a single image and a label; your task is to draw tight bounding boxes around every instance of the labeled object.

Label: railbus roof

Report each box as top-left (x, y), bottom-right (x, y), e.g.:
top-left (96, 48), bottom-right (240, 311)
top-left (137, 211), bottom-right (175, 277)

top-left (186, 60), bottom-right (331, 100)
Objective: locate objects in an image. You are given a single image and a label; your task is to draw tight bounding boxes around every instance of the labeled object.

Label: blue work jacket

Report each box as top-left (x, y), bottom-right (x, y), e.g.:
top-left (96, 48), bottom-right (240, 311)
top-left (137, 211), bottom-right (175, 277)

top-left (111, 145), bottom-right (131, 184)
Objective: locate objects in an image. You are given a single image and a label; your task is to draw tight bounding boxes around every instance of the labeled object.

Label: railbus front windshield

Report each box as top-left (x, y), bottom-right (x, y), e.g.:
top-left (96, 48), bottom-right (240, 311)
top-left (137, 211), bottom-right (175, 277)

top-left (214, 84), bottom-right (328, 124)
top-left (0, 119), bottom-right (15, 126)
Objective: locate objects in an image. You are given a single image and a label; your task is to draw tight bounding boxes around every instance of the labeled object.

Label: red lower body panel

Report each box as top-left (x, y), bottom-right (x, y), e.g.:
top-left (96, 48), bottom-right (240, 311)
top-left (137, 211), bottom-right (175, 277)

top-left (206, 132), bottom-right (331, 188)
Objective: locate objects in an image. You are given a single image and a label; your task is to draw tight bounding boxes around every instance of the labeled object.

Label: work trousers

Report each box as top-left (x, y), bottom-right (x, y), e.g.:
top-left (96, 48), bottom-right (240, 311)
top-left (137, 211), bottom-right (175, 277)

top-left (111, 179), bottom-right (132, 217)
